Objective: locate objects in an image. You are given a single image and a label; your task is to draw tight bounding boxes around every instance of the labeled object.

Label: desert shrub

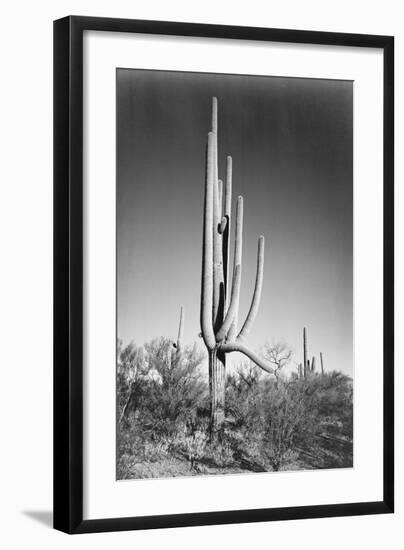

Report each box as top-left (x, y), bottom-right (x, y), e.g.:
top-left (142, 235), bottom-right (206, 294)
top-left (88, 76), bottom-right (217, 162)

top-left (226, 367), bottom-right (320, 471)
top-left (258, 380), bottom-right (318, 470)
top-left (300, 371), bottom-right (353, 467)
top-left (117, 453), bottom-right (137, 480)
top-left (182, 429), bottom-right (208, 467)
top-left (205, 431), bottom-right (235, 467)
top-left (310, 371), bottom-right (353, 437)
top-left (118, 338), bottom-right (353, 477)
top-left (117, 337), bottom-right (210, 476)
top-left (142, 439), bottom-right (170, 462)
top-left (142, 338), bottom-right (207, 431)
top-left (263, 341), bottom-right (292, 379)
top-left (117, 340), bottom-right (149, 423)
top-left (118, 338), bottom-right (207, 428)
top-left (225, 363), bottom-right (264, 429)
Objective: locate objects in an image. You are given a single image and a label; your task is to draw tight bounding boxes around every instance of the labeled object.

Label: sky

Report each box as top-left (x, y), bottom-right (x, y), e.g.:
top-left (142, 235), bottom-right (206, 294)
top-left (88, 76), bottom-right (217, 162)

top-left (116, 68), bottom-right (353, 376)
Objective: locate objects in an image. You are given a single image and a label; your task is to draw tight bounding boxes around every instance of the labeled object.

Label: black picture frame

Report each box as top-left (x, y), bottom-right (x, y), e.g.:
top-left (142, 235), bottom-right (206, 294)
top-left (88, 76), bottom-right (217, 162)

top-left (53, 15), bottom-right (394, 534)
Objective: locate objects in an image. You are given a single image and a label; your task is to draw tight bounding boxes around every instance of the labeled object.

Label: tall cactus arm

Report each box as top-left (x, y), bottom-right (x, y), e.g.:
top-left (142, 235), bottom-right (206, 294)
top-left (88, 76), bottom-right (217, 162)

top-left (200, 132), bottom-right (216, 351)
top-left (213, 179), bottom-right (224, 329)
top-left (227, 196), bottom-right (243, 342)
top-left (220, 156), bottom-right (232, 315)
top-left (237, 235), bottom-right (265, 342)
top-left (218, 179), bottom-right (223, 216)
top-left (213, 179), bottom-right (222, 235)
top-left (220, 341), bottom-right (274, 375)
top-left (212, 97), bottom-right (219, 191)
top-left (211, 96), bottom-right (218, 133)
top-left (224, 156), bottom-right (232, 220)
top-left (233, 197), bottom-right (243, 266)
top-left (215, 264), bottom-right (241, 342)
top-left (219, 156), bottom-right (232, 234)
top-left (320, 352), bottom-right (325, 375)
top-left (211, 97), bottom-right (223, 330)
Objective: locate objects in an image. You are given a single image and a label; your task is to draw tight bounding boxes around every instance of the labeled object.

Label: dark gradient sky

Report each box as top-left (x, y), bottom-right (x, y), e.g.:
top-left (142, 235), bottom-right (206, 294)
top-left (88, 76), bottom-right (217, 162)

top-left (117, 69), bottom-right (353, 375)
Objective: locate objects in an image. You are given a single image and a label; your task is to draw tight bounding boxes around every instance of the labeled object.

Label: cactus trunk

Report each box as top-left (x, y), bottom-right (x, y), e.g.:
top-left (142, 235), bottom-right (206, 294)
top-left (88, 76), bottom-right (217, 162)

top-left (209, 350), bottom-right (226, 432)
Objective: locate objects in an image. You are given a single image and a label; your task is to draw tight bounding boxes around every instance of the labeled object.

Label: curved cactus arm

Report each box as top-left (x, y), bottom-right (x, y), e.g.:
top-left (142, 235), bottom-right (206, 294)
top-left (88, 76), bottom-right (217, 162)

top-left (200, 132), bottom-right (216, 351)
top-left (227, 196), bottom-right (243, 342)
top-left (220, 341), bottom-right (274, 375)
top-left (215, 264), bottom-right (241, 342)
top-left (237, 235), bottom-right (265, 342)
top-left (213, 179), bottom-right (224, 329)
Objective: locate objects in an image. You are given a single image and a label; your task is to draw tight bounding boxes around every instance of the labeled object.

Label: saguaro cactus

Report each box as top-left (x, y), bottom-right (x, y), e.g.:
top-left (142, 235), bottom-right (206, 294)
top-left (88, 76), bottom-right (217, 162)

top-left (303, 327), bottom-right (308, 378)
top-left (200, 97), bottom-right (274, 432)
top-left (311, 356), bottom-right (316, 373)
top-left (172, 306), bottom-right (184, 363)
top-left (320, 351), bottom-right (325, 375)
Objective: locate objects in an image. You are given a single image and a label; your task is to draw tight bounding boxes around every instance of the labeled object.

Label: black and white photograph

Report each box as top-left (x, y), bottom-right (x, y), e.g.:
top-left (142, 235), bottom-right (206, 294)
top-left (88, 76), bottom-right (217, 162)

top-left (116, 68), bottom-right (354, 480)
top-left (0, 2), bottom-right (398, 544)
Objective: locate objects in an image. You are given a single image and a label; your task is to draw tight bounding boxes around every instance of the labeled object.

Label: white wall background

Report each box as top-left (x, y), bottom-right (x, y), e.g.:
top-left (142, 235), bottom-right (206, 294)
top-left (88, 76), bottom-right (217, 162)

top-left (0, 1), bottom-right (401, 547)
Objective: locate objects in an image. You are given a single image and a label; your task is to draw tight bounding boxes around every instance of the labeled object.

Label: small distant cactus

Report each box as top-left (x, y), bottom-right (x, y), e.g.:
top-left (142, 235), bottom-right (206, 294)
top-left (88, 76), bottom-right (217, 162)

top-left (172, 306), bottom-right (184, 363)
top-left (300, 328), bottom-right (319, 378)
top-left (311, 356), bottom-right (316, 373)
top-left (298, 363), bottom-right (303, 378)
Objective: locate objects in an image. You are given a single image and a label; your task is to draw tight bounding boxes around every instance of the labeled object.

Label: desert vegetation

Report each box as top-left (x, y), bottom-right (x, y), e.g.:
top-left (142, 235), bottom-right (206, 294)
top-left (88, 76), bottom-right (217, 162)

top-left (117, 332), bottom-right (353, 479)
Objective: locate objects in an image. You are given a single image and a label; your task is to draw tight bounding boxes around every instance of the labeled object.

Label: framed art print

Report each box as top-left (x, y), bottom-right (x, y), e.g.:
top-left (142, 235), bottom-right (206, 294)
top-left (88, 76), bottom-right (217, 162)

top-left (53, 16), bottom-right (394, 533)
